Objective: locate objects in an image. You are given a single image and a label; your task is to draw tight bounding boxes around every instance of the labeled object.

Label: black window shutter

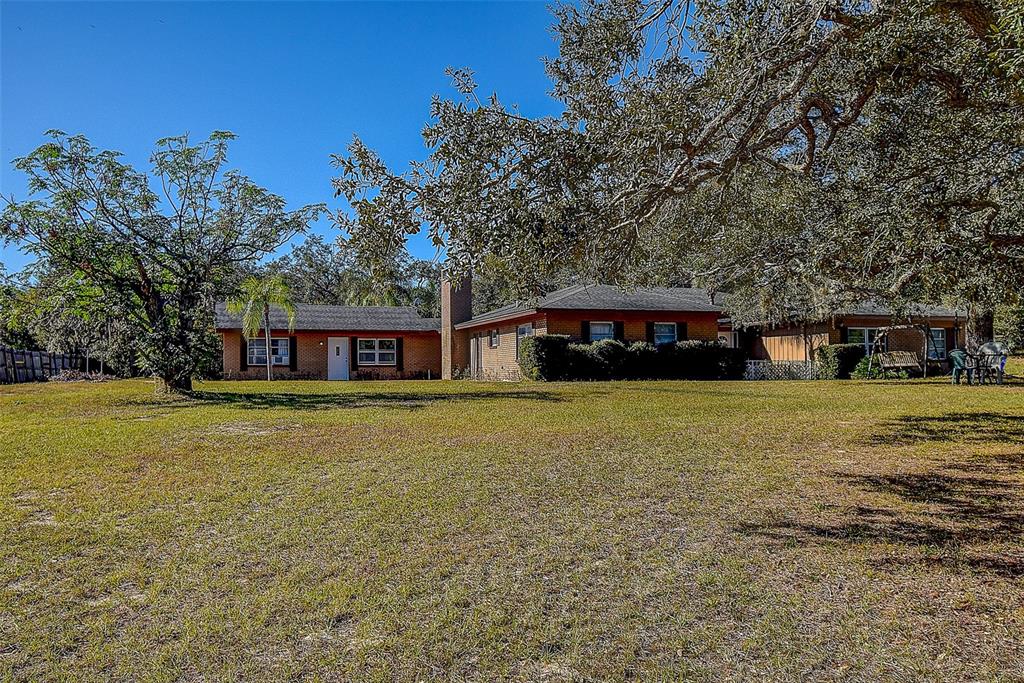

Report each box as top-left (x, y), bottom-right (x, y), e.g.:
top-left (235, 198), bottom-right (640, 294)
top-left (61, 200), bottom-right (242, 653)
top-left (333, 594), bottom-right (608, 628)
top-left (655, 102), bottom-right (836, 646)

top-left (581, 321), bottom-right (591, 343)
top-left (613, 321), bottom-right (625, 341)
top-left (289, 336), bottom-right (298, 371)
top-left (646, 321), bottom-right (655, 344)
top-left (676, 322), bottom-right (688, 342)
top-left (239, 334), bottom-right (248, 370)
top-left (351, 338), bottom-right (359, 369)
top-left (396, 337), bottom-right (404, 372)
top-left (946, 327), bottom-right (955, 352)
top-left (839, 326), bottom-right (848, 343)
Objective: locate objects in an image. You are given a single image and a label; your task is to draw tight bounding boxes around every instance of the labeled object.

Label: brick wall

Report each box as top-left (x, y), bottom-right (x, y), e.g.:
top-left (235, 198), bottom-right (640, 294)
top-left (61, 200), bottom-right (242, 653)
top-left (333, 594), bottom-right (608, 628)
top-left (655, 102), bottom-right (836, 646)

top-left (220, 330), bottom-right (440, 380)
top-left (543, 310), bottom-right (719, 342)
top-left (463, 309), bottom-right (720, 381)
top-left (471, 323), bottom-right (529, 381)
top-left (441, 277), bottom-right (473, 379)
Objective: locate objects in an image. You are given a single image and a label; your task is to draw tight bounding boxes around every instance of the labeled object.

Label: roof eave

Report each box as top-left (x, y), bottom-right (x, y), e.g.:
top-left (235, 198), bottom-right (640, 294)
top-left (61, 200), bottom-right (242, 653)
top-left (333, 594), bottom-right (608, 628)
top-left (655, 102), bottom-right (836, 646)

top-left (454, 309), bottom-right (539, 330)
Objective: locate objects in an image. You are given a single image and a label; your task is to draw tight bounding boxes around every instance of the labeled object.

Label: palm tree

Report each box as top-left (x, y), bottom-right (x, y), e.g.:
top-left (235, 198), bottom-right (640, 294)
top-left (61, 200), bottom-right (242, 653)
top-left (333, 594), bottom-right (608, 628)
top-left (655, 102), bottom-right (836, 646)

top-left (227, 275), bottom-right (296, 381)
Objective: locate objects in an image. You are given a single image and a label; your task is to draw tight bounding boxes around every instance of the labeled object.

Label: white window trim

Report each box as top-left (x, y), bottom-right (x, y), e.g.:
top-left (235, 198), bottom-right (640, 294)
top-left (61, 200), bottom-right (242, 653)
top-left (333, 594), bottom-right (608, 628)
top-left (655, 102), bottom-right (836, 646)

top-left (247, 337), bottom-right (290, 366)
top-left (489, 329), bottom-right (500, 348)
top-left (589, 321), bottom-right (615, 342)
top-left (928, 328), bottom-right (947, 360)
top-left (357, 338), bottom-right (397, 366)
top-left (653, 322), bottom-right (677, 346)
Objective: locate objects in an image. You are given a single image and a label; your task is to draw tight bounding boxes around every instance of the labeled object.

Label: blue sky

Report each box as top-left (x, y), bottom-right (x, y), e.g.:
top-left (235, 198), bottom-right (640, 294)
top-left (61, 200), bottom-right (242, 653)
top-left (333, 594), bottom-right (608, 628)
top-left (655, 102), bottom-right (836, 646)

top-left (0, 1), bottom-right (563, 274)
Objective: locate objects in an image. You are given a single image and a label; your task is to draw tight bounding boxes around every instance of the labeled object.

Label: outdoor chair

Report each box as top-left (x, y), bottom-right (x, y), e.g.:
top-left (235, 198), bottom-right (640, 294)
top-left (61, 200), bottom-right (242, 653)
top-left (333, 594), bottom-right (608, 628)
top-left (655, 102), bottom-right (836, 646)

top-left (949, 349), bottom-right (974, 385)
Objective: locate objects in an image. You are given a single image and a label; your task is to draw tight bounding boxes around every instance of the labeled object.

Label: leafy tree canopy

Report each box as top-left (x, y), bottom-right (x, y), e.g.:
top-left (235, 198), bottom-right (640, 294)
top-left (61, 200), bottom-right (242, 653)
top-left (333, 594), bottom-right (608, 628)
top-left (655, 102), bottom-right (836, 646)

top-left (334, 0), bottom-right (1024, 327)
top-left (261, 235), bottom-right (444, 317)
top-left (2, 131), bottom-right (324, 391)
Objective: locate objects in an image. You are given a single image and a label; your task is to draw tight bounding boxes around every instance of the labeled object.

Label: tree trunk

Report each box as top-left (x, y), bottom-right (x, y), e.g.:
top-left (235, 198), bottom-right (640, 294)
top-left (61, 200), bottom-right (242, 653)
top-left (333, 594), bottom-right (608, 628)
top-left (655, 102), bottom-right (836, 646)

top-left (264, 307), bottom-right (273, 381)
top-left (966, 304), bottom-right (995, 350)
top-left (155, 375), bottom-right (193, 394)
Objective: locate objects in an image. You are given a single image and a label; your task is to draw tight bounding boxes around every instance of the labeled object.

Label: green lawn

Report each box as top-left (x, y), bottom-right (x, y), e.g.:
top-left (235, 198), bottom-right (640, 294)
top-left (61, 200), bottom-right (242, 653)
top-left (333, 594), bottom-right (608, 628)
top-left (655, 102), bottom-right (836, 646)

top-left (2, 374), bottom-right (1023, 681)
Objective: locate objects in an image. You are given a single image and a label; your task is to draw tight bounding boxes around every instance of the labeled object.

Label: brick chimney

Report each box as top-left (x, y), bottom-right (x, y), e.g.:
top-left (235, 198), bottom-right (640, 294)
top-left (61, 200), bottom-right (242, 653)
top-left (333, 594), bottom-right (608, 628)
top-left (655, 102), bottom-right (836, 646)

top-left (440, 274), bottom-right (472, 379)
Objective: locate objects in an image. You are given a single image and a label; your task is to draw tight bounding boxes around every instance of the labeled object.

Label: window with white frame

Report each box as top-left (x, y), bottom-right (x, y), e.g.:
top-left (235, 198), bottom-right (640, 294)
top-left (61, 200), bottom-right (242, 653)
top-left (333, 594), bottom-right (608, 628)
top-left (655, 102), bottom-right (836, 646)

top-left (928, 328), bottom-right (947, 359)
top-left (516, 323), bottom-right (534, 358)
top-left (488, 329), bottom-right (500, 348)
top-left (653, 322), bottom-right (677, 346)
top-left (847, 327), bottom-right (886, 353)
top-left (589, 321), bottom-right (614, 342)
top-left (247, 337), bottom-right (289, 366)
top-left (357, 338), bottom-right (396, 365)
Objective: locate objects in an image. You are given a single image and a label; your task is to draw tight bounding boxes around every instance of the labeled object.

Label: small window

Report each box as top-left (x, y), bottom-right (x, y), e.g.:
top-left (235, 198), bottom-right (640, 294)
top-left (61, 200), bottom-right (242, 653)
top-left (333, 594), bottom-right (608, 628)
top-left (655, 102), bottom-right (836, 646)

top-left (356, 338), bottom-right (397, 365)
top-left (247, 337), bottom-right (289, 366)
top-left (928, 328), bottom-right (947, 360)
top-left (589, 321), bottom-right (614, 342)
top-left (653, 322), bottom-right (677, 346)
top-left (489, 329), bottom-right (500, 348)
top-left (516, 323), bottom-right (534, 358)
top-left (848, 327), bottom-right (886, 353)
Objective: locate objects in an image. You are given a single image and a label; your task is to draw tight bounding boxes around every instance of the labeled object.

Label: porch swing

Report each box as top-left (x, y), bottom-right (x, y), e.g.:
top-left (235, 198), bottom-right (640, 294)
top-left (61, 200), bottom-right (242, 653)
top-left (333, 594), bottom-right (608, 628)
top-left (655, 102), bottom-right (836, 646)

top-left (864, 323), bottom-right (946, 378)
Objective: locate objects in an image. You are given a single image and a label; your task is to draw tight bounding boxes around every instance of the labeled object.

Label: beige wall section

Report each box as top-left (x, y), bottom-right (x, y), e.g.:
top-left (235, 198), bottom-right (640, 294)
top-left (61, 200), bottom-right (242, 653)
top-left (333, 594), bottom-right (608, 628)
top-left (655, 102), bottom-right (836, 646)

top-left (753, 324), bottom-right (830, 361)
top-left (750, 317), bottom-right (963, 361)
top-left (471, 322), bottom-right (530, 381)
top-left (221, 330), bottom-right (440, 380)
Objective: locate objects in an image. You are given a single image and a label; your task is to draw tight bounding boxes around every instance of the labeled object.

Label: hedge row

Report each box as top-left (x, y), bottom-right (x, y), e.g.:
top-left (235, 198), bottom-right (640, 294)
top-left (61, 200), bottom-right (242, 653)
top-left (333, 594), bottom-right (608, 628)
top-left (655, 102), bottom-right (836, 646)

top-left (517, 336), bottom-right (746, 381)
top-left (814, 343), bottom-right (866, 379)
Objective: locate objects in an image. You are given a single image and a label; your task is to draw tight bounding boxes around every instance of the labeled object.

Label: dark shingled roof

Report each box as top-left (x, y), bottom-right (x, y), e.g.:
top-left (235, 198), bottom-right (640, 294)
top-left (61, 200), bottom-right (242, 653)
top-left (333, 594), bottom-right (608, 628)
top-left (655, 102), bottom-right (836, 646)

top-left (712, 292), bottom-right (962, 323)
top-left (215, 302), bottom-right (440, 332)
top-left (839, 300), bottom-right (962, 318)
top-left (458, 284), bottom-right (721, 328)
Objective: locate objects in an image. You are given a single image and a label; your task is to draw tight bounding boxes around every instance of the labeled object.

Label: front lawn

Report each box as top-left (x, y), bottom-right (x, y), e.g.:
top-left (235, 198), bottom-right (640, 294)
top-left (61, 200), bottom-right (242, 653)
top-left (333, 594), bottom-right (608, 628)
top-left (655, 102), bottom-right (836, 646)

top-left (2, 377), bottom-right (1022, 681)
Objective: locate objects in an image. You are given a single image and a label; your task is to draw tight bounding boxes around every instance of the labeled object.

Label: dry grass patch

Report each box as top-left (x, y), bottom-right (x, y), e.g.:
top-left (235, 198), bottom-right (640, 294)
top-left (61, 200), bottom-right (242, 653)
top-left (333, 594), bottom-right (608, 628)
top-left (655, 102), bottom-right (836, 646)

top-left (1, 375), bottom-right (1023, 681)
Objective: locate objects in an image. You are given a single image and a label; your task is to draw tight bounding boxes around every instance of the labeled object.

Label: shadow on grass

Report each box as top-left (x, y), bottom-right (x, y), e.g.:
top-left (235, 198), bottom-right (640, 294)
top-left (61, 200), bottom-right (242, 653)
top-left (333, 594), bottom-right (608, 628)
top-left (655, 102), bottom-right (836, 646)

top-left (870, 412), bottom-right (1024, 446)
top-left (184, 388), bottom-right (567, 411)
top-left (737, 464), bottom-right (1024, 578)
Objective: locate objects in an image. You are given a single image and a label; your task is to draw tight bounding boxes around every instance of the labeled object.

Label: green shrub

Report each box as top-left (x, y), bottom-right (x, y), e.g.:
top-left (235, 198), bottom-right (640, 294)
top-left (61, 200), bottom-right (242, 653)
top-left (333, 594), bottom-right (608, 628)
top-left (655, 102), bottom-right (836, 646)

top-left (674, 340), bottom-right (746, 380)
top-left (850, 356), bottom-right (910, 380)
top-left (591, 339), bottom-right (629, 379)
top-left (517, 334), bottom-right (571, 381)
top-left (623, 341), bottom-right (658, 379)
top-left (718, 345), bottom-right (748, 380)
top-left (518, 334), bottom-right (747, 381)
top-left (566, 342), bottom-right (607, 380)
top-left (816, 343), bottom-right (866, 379)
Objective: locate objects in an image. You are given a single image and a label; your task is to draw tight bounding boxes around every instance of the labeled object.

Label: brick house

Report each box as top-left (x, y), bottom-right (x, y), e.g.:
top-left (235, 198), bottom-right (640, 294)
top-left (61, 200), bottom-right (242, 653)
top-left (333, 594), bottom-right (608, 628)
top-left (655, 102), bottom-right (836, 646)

top-left (717, 301), bottom-right (965, 363)
top-left (215, 303), bottom-right (441, 380)
top-left (441, 279), bottom-right (721, 380)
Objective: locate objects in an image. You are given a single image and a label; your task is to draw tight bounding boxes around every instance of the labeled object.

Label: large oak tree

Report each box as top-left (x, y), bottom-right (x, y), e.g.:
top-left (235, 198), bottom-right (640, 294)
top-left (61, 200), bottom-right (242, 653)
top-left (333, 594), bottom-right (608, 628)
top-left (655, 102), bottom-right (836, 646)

top-left (334, 0), bottom-right (1024, 340)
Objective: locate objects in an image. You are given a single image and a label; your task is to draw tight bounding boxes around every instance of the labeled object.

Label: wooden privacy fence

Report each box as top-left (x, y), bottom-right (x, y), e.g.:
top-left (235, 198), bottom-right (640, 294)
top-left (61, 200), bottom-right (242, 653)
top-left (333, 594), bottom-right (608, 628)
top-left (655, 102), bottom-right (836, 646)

top-left (0, 346), bottom-right (82, 384)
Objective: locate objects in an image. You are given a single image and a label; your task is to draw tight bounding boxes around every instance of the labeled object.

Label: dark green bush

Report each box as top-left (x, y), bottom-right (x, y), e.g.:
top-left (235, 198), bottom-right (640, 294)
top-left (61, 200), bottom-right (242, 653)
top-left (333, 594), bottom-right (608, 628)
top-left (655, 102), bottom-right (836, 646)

top-left (623, 341), bottom-right (658, 379)
top-left (591, 339), bottom-right (628, 379)
top-left (566, 342), bottom-right (606, 380)
top-left (517, 334), bottom-right (571, 381)
top-left (816, 343), bottom-right (866, 379)
top-left (517, 335), bottom-right (747, 381)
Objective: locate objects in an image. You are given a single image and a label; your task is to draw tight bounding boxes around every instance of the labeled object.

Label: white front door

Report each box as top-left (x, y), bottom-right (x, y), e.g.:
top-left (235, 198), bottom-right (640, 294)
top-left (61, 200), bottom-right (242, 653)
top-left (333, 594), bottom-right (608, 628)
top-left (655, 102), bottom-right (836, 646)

top-left (327, 337), bottom-right (350, 380)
